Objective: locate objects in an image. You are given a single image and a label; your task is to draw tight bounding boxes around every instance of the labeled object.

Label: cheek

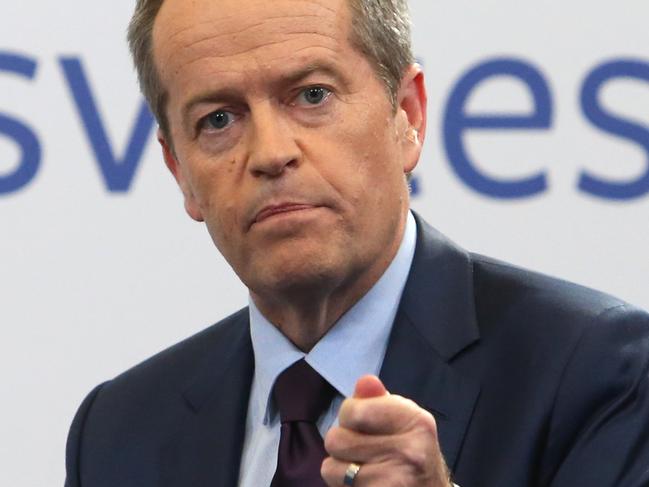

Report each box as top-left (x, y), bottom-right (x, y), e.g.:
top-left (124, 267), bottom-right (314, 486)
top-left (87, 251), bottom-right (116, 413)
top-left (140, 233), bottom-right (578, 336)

top-left (182, 153), bottom-right (242, 236)
top-left (339, 120), bottom-right (402, 190)
top-left (202, 197), bottom-right (245, 267)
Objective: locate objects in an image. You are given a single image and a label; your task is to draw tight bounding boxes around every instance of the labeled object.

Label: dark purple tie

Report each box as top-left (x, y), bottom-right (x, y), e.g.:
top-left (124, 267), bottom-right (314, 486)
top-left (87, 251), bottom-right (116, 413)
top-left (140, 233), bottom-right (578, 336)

top-left (270, 359), bottom-right (336, 487)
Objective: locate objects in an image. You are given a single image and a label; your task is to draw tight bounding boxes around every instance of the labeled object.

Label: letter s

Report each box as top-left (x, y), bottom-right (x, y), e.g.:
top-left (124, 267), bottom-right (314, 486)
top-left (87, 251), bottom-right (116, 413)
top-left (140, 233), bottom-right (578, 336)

top-left (0, 52), bottom-right (41, 195)
top-left (580, 60), bottom-right (649, 200)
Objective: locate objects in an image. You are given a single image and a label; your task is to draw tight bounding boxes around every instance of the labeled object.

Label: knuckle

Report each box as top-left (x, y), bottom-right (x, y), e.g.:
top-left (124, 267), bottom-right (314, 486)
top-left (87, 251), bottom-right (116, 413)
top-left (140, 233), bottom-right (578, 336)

top-left (345, 401), bottom-right (367, 429)
top-left (339, 399), bottom-right (358, 425)
top-left (324, 427), bottom-right (342, 454)
top-left (385, 470), bottom-right (411, 487)
top-left (392, 395), bottom-right (417, 410)
top-left (417, 409), bottom-right (438, 438)
top-left (320, 456), bottom-right (335, 479)
top-left (399, 442), bottom-right (430, 476)
top-left (338, 398), bottom-right (352, 417)
top-left (353, 401), bottom-right (369, 424)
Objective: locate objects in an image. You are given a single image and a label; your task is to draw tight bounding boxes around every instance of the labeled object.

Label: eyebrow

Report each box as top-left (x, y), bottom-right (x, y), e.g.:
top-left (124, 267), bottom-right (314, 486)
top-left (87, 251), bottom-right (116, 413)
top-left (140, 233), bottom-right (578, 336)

top-left (180, 62), bottom-right (342, 127)
top-left (276, 62), bottom-right (341, 89)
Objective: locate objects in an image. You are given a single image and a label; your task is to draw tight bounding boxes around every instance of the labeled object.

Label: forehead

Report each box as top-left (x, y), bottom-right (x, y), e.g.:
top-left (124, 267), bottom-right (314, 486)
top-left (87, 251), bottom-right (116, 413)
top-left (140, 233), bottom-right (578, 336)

top-left (153, 0), bottom-right (352, 91)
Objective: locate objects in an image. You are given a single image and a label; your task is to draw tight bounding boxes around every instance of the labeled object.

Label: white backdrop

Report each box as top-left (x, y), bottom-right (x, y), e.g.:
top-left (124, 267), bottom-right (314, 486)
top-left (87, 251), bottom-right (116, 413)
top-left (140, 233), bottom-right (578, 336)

top-left (1, 1), bottom-right (648, 485)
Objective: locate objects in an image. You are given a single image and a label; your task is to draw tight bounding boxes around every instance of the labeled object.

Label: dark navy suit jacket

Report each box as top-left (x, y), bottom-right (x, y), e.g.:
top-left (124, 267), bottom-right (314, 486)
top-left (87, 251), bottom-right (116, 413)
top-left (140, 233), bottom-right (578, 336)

top-left (65, 216), bottom-right (649, 486)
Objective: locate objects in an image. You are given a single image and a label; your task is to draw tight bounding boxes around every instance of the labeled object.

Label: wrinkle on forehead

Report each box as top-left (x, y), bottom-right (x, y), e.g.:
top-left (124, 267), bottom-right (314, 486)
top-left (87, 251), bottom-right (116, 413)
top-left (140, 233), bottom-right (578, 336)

top-left (176, 41), bottom-right (341, 80)
top-left (180, 28), bottom-right (339, 55)
top-left (154, 0), bottom-right (345, 56)
top-left (164, 13), bottom-right (334, 47)
top-left (176, 33), bottom-right (340, 72)
top-left (154, 0), bottom-right (346, 73)
top-left (159, 0), bottom-right (339, 43)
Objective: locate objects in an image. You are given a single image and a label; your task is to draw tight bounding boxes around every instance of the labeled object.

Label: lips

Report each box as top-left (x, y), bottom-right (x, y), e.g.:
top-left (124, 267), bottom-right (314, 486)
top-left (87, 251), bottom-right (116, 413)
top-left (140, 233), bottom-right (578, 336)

top-left (254, 203), bottom-right (317, 224)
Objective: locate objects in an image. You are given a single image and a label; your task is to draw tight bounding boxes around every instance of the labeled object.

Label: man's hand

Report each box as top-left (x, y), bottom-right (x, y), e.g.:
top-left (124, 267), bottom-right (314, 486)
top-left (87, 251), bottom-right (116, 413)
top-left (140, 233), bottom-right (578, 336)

top-left (321, 375), bottom-right (452, 487)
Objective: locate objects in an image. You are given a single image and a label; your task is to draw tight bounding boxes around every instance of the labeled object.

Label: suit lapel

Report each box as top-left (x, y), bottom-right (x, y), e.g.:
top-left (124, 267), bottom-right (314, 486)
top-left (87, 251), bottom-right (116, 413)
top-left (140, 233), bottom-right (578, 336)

top-left (380, 214), bottom-right (481, 471)
top-left (160, 311), bottom-right (254, 487)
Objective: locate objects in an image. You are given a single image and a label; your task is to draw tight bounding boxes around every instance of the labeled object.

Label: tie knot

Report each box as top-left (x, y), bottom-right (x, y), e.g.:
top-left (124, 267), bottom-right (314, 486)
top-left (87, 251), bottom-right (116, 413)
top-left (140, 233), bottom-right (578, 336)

top-left (273, 359), bottom-right (336, 423)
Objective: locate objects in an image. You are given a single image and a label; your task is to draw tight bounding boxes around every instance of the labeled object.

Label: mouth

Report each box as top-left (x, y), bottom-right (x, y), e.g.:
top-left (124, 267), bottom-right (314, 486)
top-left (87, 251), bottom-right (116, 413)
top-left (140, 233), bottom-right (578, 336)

top-left (253, 203), bottom-right (318, 225)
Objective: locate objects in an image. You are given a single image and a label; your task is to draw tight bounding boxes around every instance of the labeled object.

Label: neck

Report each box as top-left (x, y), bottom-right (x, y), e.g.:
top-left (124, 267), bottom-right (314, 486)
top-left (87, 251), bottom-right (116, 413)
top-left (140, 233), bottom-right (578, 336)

top-left (251, 214), bottom-right (408, 352)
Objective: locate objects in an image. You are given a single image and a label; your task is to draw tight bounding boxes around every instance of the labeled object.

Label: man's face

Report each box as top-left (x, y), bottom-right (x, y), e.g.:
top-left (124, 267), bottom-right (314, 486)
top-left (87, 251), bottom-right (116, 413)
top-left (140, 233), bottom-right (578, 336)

top-left (153, 0), bottom-right (425, 299)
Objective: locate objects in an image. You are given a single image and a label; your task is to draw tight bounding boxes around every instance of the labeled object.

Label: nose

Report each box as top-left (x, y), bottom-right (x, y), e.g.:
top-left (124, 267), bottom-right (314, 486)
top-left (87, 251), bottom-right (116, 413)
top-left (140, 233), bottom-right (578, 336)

top-left (246, 103), bottom-right (300, 178)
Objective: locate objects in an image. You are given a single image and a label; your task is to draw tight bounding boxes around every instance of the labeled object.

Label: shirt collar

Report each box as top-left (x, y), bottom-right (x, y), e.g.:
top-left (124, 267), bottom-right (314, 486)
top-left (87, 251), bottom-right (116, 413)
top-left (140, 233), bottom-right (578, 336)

top-left (248, 211), bottom-right (417, 424)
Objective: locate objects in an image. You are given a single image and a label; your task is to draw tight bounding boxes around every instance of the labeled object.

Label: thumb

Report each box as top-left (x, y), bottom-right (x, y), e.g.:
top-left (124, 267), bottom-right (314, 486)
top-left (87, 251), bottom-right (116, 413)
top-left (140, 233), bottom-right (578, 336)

top-left (353, 375), bottom-right (388, 399)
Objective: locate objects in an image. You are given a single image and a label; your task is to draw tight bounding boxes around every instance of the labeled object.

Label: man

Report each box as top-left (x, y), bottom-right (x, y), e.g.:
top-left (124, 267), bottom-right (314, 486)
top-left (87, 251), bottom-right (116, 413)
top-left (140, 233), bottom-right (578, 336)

top-left (65, 0), bottom-right (649, 486)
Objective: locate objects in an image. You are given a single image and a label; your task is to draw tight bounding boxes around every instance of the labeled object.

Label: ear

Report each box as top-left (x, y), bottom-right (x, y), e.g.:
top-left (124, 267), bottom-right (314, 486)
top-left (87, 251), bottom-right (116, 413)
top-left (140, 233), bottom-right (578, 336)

top-left (158, 130), bottom-right (204, 222)
top-left (395, 64), bottom-right (427, 174)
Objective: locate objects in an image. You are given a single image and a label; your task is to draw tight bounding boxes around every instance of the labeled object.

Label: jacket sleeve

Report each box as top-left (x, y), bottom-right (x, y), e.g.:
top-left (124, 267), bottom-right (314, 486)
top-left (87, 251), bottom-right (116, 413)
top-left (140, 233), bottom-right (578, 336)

top-left (64, 382), bottom-right (108, 487)
top-left (544, 304), bottom-right (649, 487)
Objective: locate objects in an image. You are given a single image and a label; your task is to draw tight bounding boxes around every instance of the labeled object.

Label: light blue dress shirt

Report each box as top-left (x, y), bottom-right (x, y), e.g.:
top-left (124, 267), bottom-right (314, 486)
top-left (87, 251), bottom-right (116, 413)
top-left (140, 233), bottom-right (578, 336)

top-left (237, 211), bottom-right (417, 487)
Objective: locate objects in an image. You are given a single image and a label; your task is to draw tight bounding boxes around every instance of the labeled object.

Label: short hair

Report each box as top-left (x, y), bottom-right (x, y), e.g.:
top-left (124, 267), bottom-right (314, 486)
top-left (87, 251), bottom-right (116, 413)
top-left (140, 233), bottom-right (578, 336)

top-left (127, 0), bottom-right (414, 139)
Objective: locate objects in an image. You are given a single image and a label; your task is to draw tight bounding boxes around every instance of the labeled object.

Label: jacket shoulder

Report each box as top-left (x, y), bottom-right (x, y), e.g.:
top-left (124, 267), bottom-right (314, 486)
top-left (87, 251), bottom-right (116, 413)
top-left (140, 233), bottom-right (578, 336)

top-left (469, 253), bottom-right (636, 334)
top-left (65, 307), bottom-right (251, 486)
top-left (456, 254), bottom-right (649, 485)
top-left (106, 306), bottom-right (249, 394)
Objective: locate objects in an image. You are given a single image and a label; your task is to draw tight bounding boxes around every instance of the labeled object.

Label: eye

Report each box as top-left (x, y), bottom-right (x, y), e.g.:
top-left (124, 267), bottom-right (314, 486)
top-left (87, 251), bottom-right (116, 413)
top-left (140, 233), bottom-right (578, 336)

top-left (202, 110), bottom-right (234, 131)
top-left (297, 86), bottom-right (331, 106)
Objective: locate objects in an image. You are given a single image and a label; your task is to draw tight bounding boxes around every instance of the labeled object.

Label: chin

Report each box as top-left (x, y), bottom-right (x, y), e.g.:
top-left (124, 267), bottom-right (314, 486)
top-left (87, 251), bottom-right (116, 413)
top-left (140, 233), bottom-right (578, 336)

top-left (244, 251), bottom-right (346, 296)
